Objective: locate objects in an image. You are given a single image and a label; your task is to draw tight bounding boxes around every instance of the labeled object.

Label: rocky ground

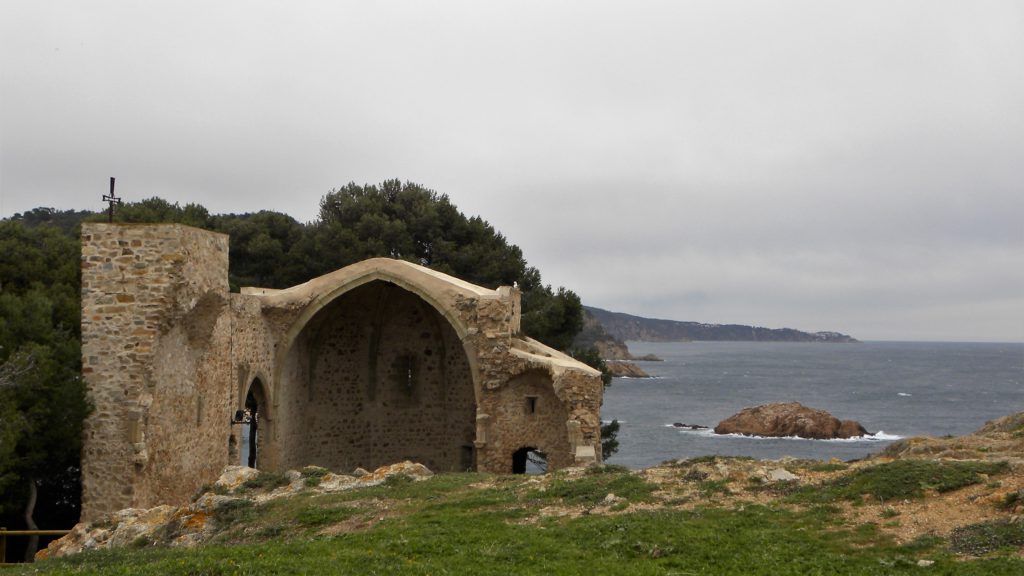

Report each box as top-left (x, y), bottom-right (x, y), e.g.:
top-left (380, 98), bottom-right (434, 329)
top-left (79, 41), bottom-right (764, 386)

top-left (661, 411), bottom-right (1023, 548)
top-left (40, 461), bottom-right (434, 559)
top-left (41, 413), bottom-right (1024, 562)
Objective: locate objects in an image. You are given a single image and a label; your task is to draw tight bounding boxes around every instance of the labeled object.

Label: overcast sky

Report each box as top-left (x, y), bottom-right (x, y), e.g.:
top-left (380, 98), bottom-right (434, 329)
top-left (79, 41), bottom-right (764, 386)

top-left (1, 1), bottom-right (1021, 342)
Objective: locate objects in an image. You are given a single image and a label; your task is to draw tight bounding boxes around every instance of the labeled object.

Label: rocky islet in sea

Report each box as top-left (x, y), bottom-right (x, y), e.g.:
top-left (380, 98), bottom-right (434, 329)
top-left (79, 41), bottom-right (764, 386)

top-left (713, 402), bottom-right (869, 440)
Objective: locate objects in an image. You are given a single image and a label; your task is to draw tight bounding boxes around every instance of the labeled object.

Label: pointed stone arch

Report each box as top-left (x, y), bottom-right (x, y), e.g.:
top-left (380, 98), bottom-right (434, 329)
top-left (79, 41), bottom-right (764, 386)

top-left (270, 259), bottom-right (486, 407)
top-left (273, 275), bottom-right (480, 472)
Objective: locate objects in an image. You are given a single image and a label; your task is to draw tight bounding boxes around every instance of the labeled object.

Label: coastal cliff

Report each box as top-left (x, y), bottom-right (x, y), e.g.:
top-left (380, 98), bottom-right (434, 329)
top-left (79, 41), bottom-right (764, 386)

top-left (585, 306), bottom-right (858, 343)
top-left (605, 361), bottom-right (651, 378)
top-left (572, 309), bottom-right (635, 360)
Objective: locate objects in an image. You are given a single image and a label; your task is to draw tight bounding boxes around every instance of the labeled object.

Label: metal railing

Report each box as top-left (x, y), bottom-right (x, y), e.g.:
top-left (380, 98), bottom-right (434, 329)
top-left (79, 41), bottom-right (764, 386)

top-left (0, 528), bottom-right (70, 566)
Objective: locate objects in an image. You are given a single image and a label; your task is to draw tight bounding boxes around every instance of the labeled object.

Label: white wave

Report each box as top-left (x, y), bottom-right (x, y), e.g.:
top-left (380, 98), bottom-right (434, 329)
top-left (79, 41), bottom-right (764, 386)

top-left (897, 392), bottom-right (912, 397)
top-left (667, 426), bottom-right (903, 442)
top-left (669, 427), bottom-right (717, 436)
top-left (863, 431), bottom-right (902, 441)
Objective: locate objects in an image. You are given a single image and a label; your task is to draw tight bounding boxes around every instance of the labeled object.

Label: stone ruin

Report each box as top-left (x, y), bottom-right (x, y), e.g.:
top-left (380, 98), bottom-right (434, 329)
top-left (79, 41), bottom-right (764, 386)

top-left (79, 223), bottom-right (604, 521)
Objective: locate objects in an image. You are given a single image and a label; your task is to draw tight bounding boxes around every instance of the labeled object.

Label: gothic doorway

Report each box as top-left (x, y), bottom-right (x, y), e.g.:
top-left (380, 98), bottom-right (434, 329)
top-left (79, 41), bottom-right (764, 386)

top-left (240, 378), bottom-right (267, 469)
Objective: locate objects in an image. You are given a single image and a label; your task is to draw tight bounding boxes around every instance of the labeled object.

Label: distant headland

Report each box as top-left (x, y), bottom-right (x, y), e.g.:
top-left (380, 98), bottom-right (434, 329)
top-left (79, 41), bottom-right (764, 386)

top-left (583, 306), bottom-right (858, 345)
top-left (574, 306), bottom-right (858, 366)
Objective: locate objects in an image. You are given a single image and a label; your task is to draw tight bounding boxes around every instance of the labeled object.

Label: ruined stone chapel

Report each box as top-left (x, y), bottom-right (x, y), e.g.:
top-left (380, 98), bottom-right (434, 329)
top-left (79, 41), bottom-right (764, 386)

top-left (79, 223), bottom-right (604, 520)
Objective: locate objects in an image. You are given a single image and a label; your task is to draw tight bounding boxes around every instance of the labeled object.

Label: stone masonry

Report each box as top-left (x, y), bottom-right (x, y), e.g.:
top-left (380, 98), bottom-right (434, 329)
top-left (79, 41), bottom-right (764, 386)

top-left (80, 223), bottom-right (604, 520)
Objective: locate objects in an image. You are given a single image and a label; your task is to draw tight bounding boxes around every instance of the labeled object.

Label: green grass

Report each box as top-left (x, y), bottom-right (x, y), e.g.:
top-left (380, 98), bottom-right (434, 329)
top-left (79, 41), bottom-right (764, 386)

top-left (789, 459), bottom-right (1010, 504)
top-left (698, 479), bottom-right (731, 497)
top-left (899, 533), bottom-right (945, 553)
top-left (239, 470), bottom-right (291, 492)
top-left (17, 469), bottom-right (1024, 575)
top-left (531, 468), bottom-right (658, 506)
top-left (295, 504), bottom-right (360, 527)
top-left (210, 498), bottom-right (257, 526)
top-left (23, 502), bottom-right (1024, 575)
top-left (808, 462), bottom-right (849, 473)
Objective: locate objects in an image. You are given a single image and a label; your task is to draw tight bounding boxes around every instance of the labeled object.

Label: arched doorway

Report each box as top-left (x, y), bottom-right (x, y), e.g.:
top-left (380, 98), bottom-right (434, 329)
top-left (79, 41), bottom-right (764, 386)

top-left (239, 378), bottom-right (267, 469)
top-left (277, 280), bottom-right (477, 472)
top-left (512, 447), bottom-right (548, 475)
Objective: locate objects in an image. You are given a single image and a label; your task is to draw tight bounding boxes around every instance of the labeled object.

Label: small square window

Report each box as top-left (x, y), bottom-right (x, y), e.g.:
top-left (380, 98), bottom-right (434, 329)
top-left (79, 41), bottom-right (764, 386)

top-left (525, 396), bottom-right (538, 414)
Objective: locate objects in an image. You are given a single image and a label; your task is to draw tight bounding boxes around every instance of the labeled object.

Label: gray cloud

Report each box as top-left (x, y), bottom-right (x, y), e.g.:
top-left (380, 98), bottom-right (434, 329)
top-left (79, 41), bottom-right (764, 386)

top-left (2, 1), bottom-right (1021, 341)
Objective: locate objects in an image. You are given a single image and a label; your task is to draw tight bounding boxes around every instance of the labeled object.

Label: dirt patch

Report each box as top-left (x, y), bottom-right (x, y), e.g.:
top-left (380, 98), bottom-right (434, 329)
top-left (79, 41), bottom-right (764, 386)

top-left (839, 463), bottom-right (1024, 544)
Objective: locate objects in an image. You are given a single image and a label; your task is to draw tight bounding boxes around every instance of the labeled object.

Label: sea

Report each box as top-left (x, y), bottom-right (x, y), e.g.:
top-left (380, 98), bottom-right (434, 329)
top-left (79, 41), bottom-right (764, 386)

top-left (602, 340), bottom-right (1024, 469)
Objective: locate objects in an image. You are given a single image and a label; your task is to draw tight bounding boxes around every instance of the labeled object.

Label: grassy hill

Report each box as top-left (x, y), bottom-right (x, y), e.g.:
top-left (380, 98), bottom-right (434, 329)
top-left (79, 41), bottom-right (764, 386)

top-left (16, 415), bottom-right (1024, 575)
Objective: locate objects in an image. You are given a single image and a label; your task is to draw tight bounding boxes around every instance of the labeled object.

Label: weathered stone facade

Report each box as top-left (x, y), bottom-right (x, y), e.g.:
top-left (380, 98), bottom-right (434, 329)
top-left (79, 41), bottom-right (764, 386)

top-left (80, 223), bottom-right (603, 520)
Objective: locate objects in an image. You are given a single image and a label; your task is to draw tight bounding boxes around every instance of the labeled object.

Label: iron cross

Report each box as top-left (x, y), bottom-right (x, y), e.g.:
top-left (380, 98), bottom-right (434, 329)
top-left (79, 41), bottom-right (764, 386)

top-left (103, 177), bottom-right (122, 223)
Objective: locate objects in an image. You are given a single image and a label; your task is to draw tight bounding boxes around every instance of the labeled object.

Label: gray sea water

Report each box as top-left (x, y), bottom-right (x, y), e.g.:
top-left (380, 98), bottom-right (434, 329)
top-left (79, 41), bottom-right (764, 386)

top-left (602, 341), bottom-right (1024, 469)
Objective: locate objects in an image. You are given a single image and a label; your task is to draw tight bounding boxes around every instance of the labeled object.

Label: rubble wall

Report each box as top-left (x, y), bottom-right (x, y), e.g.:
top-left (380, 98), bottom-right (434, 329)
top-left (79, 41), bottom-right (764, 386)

top-left (80, 224), bottom-right (230, 519)
top-left (481, 370), bottom-right (573, 471)
top-left (224, 295), bottom-right (279, 469)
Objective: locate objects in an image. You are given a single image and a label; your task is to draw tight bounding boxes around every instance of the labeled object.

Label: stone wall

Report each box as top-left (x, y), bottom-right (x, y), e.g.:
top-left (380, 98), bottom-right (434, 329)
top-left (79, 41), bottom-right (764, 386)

top-left (80, 224), bottom-right (230, 519)
top-left (484, 370), bottom-right (573, 471)
top-left (224, 295), bottom-right (278, 468)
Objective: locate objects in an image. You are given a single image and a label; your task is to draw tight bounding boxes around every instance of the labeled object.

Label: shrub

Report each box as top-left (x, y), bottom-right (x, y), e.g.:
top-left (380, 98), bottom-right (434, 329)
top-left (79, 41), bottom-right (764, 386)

top-left (300, 466), bottom-right (330, 479)
top-left (383, 473), bottom-right (414, 487)
top-left (681, 469), bottom-right (709, 483)
top-left (212, 499), bottom-right (256, 525)
top-left (585, 464), bottom-right (630, 476)
top-left (789, 460), bottom-right (1009, 504)
top-left (191, 482), bottom-right (231, 500)
top-left (242, 471), bottom-right (290, 491)
top-left (1002, 489), bottom-right (1023, 511)
top-left (950, 519), bottom-right (1024, 555)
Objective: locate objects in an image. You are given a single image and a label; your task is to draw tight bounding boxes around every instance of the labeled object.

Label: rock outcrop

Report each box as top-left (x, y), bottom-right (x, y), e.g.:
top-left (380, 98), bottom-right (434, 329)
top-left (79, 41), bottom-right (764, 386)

top-left (605, 361), bottom-right (651, 378)
top-left (572, 309), bottom-right (635, 360)
top-left (714, 402), bottom-right (868, 440)
top-left (879, 412), bottom-right (1024, 466)
top-left (40, 461), bottom-right (433, 560)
